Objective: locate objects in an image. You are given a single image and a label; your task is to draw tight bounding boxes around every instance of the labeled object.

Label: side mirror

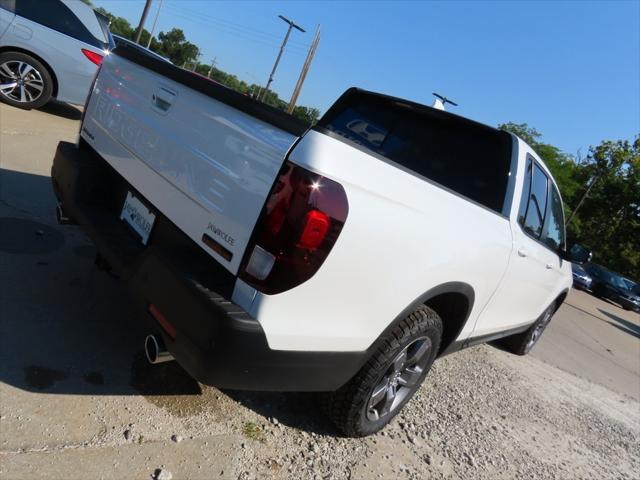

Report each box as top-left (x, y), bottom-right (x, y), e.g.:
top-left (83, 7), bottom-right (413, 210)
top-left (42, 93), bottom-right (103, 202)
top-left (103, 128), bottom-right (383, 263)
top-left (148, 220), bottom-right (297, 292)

top-left (561, 243), bottom-right (593, 264)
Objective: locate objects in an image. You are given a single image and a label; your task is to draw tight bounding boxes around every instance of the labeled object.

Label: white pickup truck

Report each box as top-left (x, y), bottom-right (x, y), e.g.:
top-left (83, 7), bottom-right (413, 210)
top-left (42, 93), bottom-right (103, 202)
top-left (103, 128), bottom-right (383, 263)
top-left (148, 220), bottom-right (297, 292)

top-left (51, 44), bottom-right (591, 436)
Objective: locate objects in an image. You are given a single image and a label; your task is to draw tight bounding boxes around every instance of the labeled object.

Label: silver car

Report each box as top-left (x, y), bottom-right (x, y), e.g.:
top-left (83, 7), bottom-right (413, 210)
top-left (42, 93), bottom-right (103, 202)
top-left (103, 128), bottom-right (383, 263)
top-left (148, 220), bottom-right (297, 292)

top-left (0, 0), bottom-right (113, 108)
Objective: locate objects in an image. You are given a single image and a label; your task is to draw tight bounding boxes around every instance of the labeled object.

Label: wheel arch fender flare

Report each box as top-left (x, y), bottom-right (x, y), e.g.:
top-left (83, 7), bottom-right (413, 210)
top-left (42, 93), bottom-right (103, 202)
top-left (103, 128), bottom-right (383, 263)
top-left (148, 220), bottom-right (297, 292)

top-left (552, 288), bottom-right (570, 313)
top-left (364, 282), bottom-right (475, 360)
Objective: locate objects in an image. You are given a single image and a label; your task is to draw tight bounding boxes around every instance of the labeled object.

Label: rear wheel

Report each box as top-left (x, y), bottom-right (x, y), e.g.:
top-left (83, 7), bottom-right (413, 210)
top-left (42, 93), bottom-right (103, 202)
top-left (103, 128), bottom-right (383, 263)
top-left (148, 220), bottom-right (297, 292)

top-left (0, 52), bottom-right (53, 109)
top-left (322, 305), bottom-right (442, 437)
top-left (498, 303), bottom-right (555, 355)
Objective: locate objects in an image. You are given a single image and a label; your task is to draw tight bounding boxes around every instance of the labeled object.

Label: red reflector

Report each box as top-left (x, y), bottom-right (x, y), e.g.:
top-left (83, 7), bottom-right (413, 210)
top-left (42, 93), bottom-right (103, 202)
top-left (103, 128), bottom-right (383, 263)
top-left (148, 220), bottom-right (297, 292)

top-left (298, 210), bottom-right (330, 250)
top-left (81, 49), bottom-right (103, 66)
top-left (148, 304), bottom-right (177, 339)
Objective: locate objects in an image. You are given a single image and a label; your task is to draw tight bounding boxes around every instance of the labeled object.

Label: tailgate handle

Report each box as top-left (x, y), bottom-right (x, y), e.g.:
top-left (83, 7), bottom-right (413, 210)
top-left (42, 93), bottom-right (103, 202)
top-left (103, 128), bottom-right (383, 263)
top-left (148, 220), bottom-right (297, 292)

top-left (152, 86), bottom-right (176, 114)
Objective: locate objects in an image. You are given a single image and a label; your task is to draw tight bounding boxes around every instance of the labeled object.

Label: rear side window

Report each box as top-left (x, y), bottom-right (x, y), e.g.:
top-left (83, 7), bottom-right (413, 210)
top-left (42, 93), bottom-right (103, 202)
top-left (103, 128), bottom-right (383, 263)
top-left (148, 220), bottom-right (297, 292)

top-left (519, 160), bottom-right (549, 238)
top-left (318, 93), bottom-right (513, 213)
top-left (15, 0), bottom-right (106, 48)
top-left (541, 184), bottom-right (565, 251)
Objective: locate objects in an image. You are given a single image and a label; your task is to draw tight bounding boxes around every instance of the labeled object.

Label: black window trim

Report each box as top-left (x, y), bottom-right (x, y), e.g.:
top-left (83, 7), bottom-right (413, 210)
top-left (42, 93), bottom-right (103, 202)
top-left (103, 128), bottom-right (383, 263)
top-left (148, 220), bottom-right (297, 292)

top-left (315, 125), bottom-right (511, 221)
top-left (541, 175), bottom-right (566, 253)
top-left (501, 133), bottom-right (519, 219)
top-left (517, 154), bottom-right (565, 257)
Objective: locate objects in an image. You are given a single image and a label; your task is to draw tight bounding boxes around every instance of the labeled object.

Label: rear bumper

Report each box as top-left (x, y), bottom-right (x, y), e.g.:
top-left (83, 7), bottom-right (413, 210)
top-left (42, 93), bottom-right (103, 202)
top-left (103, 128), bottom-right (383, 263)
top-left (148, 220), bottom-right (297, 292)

top-left (617, 296), bottom-right (640, 312)
top-left (51, 140), bottom-right (366, 391)
top-left (572, 276), bottom-right (592, 290)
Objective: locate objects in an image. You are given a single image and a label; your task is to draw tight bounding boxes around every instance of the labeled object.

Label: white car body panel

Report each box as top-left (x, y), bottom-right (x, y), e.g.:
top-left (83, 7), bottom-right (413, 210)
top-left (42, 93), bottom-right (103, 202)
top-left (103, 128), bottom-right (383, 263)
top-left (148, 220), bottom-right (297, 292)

top-left (82, 54), bottom-right (572, 354)
top-left (236, 130), bottom-right (514, 351)
top-left (81, 55), bottom-right (297, 273)
top-left (471, 140), bottom-right (572, 338)
top-left (0, 6), bottom-right (14, 38)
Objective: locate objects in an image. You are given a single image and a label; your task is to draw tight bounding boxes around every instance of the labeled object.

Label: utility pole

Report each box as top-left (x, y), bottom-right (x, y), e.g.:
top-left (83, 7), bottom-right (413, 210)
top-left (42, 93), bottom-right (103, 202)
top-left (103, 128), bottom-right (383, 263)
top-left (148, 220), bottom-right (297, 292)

top-left (208, 57), bottom-right (217, 78)
top-left (287, 25), bottom-right (320, 113)
top-left (566, 172), bottom-right (601, 225)
top-left (134, 0), bottom-right (153, 44)
top-left (260, 15), bottom-right (305, 102)
top-left (146, 0), bottom-right (163, 49)
top-left (192, 53), bottom-right (201, 72)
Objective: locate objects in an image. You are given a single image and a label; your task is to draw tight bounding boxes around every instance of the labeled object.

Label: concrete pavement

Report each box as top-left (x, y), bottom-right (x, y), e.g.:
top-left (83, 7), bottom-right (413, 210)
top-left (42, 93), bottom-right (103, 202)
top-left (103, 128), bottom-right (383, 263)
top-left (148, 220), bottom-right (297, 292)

top-left (532, 289), bottom-right (640, 401)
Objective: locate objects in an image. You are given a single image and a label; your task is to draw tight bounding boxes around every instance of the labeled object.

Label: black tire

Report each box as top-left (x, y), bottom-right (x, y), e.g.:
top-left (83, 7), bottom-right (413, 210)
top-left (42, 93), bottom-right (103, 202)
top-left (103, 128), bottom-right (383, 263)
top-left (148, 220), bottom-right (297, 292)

top-left (322, 305), bottom-right (442, 437)
top-left (0, 51), bottom-right (53, 109)
top-left (498, 303), bottom-right (556, 356)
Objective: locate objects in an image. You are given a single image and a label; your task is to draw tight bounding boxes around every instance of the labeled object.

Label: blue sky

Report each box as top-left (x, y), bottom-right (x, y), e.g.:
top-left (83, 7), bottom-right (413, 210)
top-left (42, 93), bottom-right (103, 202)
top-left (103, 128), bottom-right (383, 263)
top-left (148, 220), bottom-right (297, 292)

top-left (95, 0), bottom-right (639, 156)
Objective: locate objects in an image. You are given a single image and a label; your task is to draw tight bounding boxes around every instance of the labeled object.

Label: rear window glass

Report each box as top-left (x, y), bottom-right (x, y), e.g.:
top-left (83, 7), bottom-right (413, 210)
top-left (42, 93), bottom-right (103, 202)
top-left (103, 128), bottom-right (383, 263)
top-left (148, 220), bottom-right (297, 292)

top-left (15, 0), bottom-right (107, 49)
top-left (318, 94), bottom-right (512, 213)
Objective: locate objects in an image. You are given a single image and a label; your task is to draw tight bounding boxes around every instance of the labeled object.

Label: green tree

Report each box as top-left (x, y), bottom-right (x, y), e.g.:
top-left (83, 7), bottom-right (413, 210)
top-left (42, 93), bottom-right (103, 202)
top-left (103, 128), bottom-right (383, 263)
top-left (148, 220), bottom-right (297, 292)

top-left (569, 139), bottom-right (639, 277)
top-left (499, 122), bottom-right (582, 211)
top-left (500, 122), bottom-right (639, 279)
top-left (155, 29), bottom-right (199, 66)
top-left (292, 105), bottom-right (320, 124)
top-left (94, 7), bottom-right (134, 39)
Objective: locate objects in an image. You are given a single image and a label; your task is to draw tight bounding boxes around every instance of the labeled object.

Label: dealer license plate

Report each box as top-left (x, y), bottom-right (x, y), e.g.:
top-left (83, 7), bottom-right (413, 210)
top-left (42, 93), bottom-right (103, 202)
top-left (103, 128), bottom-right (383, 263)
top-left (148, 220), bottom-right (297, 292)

top-left (120, 191), bottom-right (156, 245)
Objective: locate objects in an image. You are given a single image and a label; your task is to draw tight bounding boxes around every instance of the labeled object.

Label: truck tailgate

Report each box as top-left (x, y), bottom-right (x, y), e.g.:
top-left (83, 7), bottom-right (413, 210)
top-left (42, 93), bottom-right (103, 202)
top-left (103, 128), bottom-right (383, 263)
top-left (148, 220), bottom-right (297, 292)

top-left (80, 50), bottom-right (304, 273)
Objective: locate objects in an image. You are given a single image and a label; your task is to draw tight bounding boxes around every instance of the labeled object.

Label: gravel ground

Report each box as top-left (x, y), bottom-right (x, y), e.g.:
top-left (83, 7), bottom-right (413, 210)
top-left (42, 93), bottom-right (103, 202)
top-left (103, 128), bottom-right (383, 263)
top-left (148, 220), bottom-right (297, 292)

top-left (6, 343), bottom-right (636, 480)
top-left (225, 345), bottom-right (640, 480)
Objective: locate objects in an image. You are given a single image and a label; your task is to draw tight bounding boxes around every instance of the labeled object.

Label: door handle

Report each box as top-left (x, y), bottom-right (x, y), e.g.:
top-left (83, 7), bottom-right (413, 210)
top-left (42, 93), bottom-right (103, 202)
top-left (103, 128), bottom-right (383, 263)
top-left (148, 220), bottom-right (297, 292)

top-left (517, 248), bottom-right (527, 258)
top-left (546, 263), bottom-right (553, 269)
top-left (151, 86), bottom-right (176, 114)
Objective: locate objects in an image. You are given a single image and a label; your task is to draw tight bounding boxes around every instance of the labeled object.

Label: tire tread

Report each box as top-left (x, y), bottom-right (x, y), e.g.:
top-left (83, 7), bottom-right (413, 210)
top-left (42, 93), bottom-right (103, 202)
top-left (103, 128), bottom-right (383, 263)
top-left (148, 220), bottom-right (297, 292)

top-left (322, 305), bottom-right (442, 437)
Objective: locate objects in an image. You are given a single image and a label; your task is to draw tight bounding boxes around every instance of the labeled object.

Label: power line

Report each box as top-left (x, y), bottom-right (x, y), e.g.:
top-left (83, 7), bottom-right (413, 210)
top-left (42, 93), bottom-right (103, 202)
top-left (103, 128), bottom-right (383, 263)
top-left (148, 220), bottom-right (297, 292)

top-left (161, 5), bottom-right (310, 53)
top-left (160, 7), bottom-right (309, 55)
top-left (164, 1), bottom-right (311, 49)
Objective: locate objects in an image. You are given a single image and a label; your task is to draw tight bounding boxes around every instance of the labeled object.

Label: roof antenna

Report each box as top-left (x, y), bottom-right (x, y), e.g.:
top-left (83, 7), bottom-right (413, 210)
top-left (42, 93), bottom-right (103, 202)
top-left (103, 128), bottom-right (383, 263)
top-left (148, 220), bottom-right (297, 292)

top-left (432, 92), bottom-right (458, 111)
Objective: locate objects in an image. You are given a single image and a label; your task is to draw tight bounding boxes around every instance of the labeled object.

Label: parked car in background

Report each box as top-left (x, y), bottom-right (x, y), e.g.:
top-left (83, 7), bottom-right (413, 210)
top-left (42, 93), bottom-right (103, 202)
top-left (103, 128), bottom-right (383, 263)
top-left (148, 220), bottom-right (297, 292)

top-left (585, 264), bottom-right (636, 309)
top-left (619, 279), bottom-right (640, 313)
top-left (0, 0), bottom-right (113, 109)
top-left (571, 263), bottom-right (592, 290)
top-left (623, 278), bottom-right (637, 291)
top-left (112, 34), bottom-right (172, 63)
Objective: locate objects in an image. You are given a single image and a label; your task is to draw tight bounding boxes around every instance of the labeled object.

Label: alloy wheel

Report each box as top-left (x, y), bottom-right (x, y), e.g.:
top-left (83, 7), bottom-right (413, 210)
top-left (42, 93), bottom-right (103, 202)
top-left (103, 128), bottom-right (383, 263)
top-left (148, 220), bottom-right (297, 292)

top-left (366, 336), bottom-right (432, 422)
top-left (0, 61), bottom-right (45, 104)
top-left (526, 309), bottom-right (552, 352)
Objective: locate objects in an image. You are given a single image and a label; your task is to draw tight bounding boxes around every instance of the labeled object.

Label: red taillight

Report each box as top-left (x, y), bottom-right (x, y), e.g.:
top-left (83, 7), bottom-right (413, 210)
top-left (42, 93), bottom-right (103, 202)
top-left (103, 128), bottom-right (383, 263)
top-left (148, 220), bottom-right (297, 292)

top-left (239, 161), bottom-right (348, 295)
top-left (81, 49), bottom-right (104, 66)
top-left (298, 210), bottom-right (330, 250)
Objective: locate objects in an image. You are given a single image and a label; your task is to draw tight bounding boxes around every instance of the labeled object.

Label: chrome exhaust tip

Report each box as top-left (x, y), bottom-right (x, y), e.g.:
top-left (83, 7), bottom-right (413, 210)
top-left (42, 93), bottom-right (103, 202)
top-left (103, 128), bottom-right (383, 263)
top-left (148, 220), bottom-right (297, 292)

top-left (144, 334), bottom-right (174, 364)
top-left (55, 204), bottom-right (75, 225)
